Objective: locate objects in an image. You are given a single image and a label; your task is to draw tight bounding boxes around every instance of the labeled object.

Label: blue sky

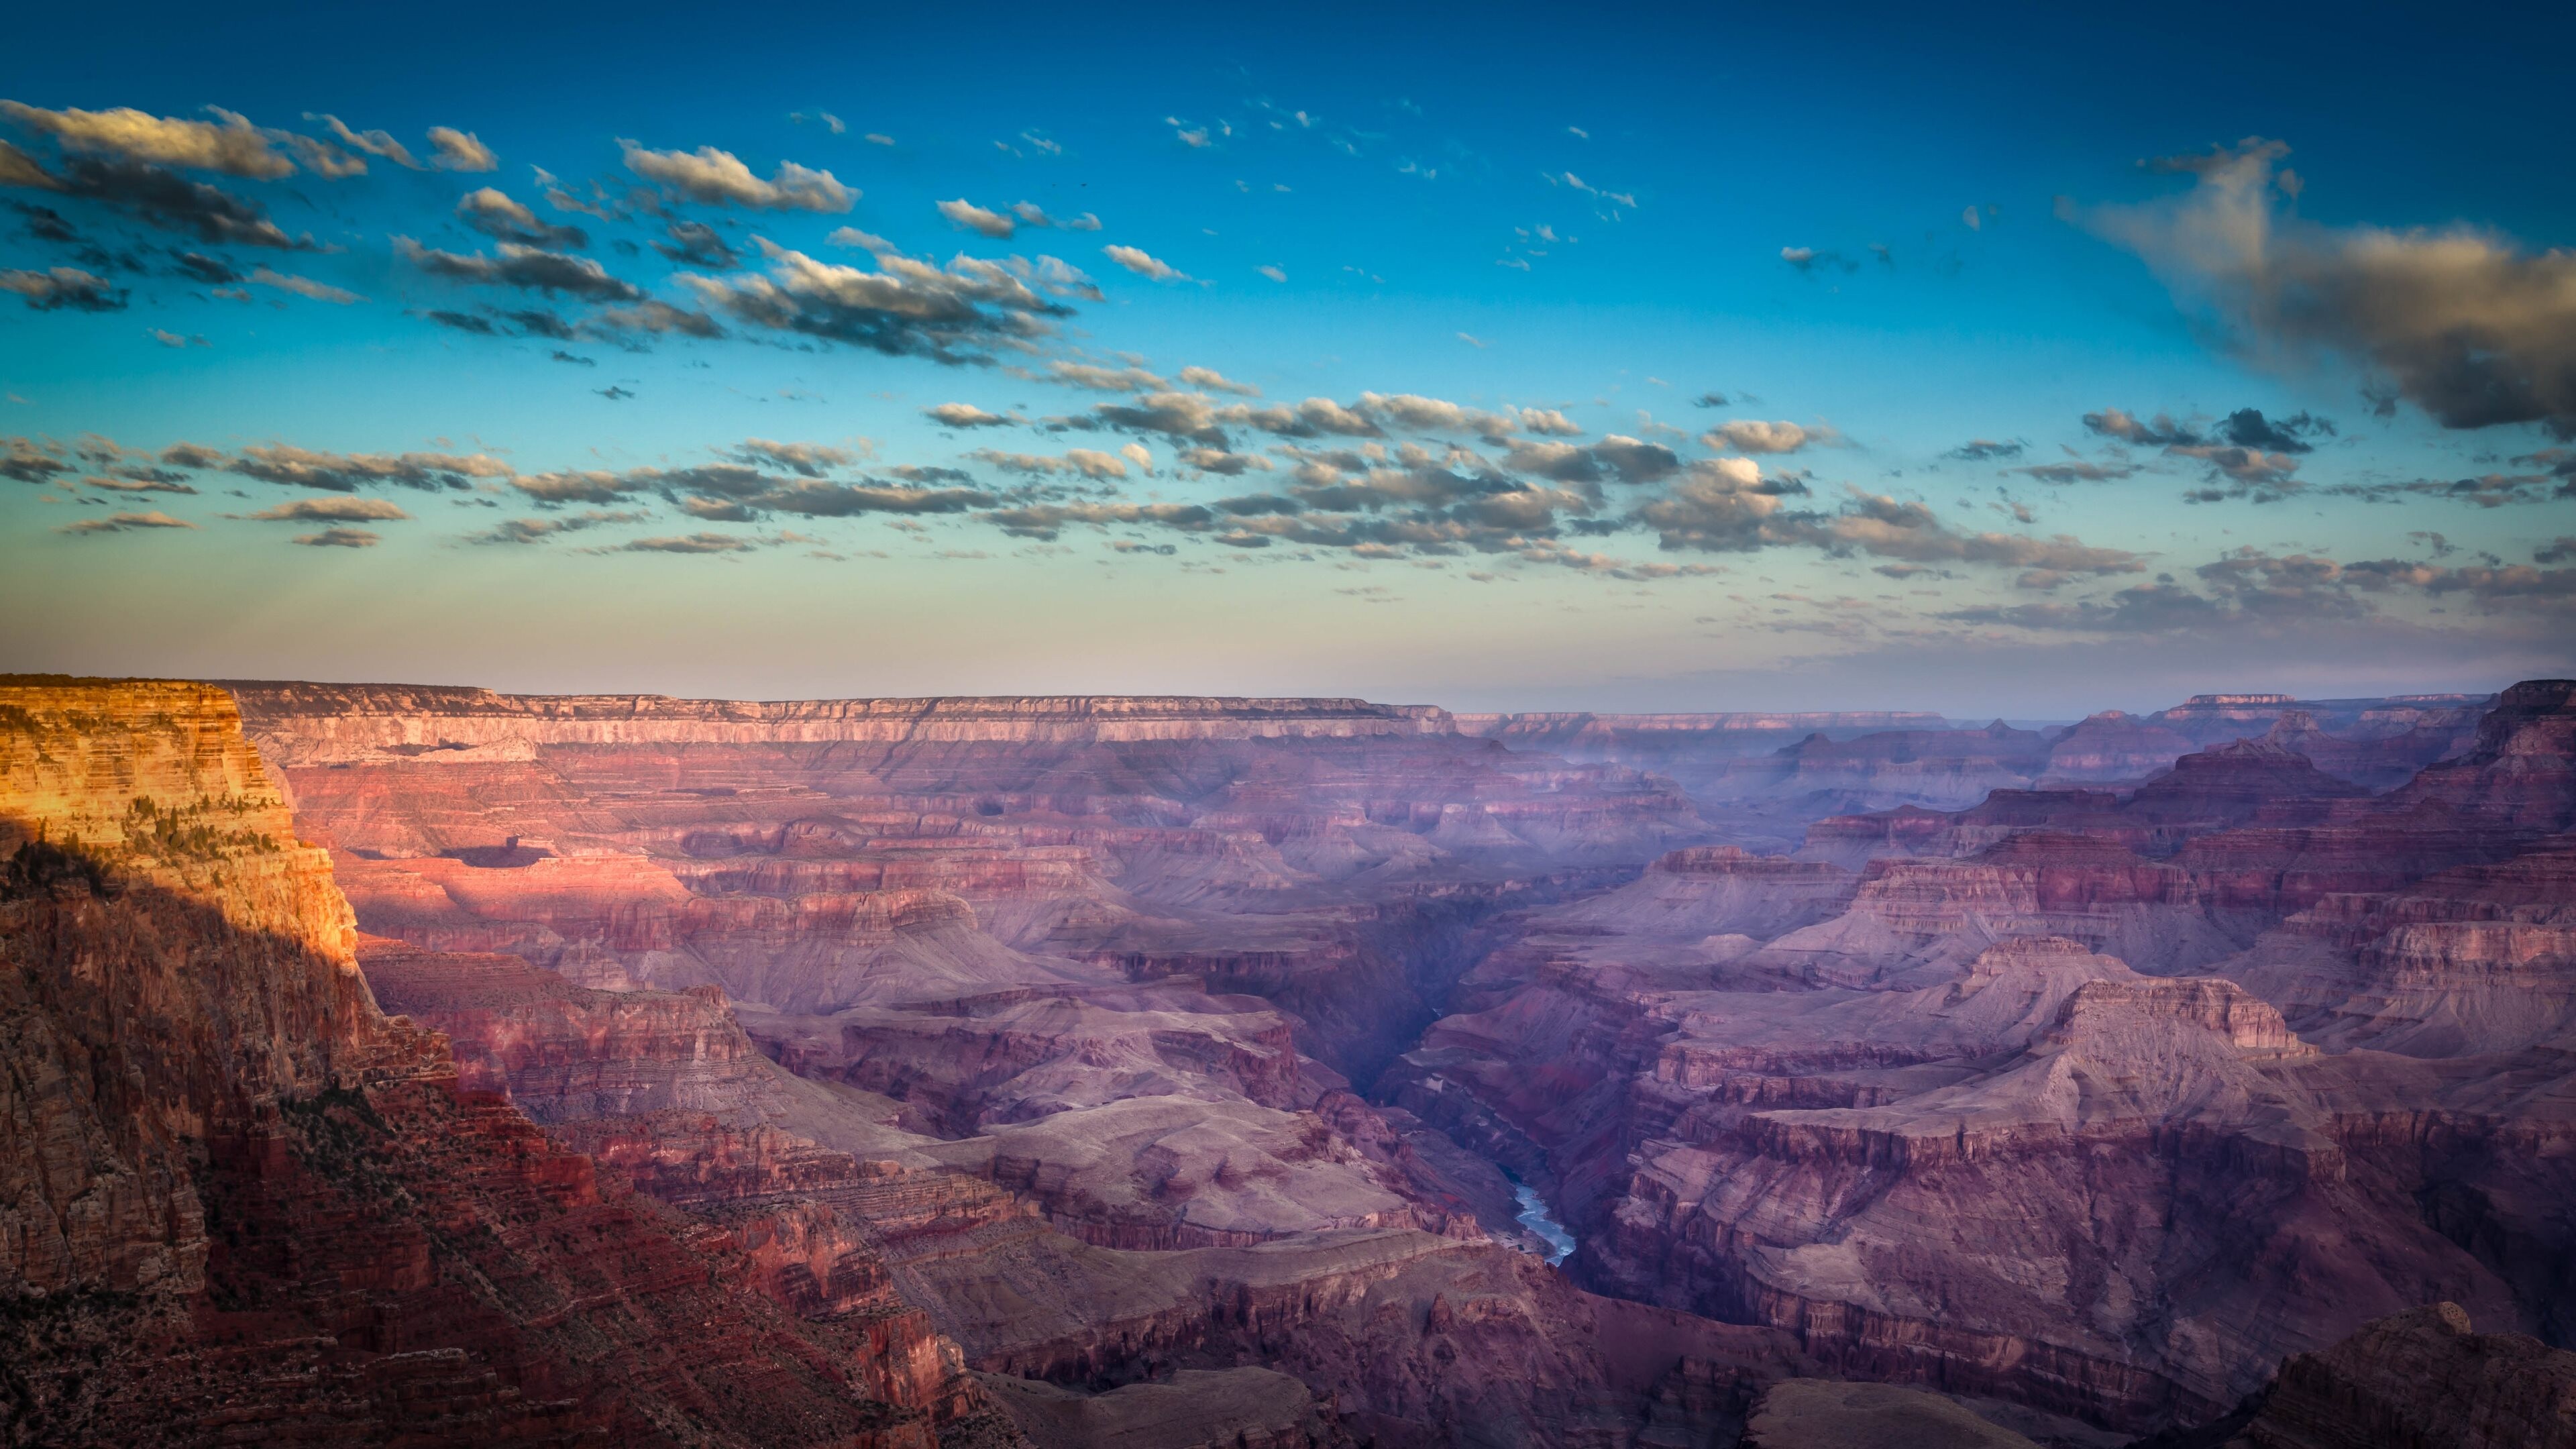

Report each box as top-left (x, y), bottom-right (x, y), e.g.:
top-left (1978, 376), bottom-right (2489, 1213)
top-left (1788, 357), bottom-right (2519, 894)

top-left (3, 0), bottom-right (2571, 713)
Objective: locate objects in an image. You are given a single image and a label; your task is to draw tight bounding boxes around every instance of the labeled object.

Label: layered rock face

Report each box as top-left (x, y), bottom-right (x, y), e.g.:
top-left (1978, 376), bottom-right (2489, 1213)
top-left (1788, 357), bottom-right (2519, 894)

top-left (2172, 1302), bottom-right (2576, 1449)
top-left (0, 680), bottom-right (1006, 1447)
top-left (150, 676), bottom-right (2569, 1445)
top-left (1386, 680), bottom-right (2576, 1435)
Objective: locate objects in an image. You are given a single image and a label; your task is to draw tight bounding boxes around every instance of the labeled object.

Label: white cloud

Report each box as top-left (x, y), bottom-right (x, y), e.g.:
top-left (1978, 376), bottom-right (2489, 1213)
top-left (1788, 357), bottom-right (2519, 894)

top-left (621, 142), bottom-right (854, 211)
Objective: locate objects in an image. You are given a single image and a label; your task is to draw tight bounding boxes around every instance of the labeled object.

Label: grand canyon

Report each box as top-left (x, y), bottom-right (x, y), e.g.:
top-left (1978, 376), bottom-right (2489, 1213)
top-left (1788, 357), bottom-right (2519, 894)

top-left (9, 12), bottom-right (2576, 1444)
top-left (7, 676), bottom-right (2572, 1446)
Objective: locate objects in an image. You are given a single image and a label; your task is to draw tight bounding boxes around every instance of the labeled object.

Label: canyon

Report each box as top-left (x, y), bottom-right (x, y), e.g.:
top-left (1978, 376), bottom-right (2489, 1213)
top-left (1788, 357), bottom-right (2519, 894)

top-left (5, 676), bottom-right (2570, 1447)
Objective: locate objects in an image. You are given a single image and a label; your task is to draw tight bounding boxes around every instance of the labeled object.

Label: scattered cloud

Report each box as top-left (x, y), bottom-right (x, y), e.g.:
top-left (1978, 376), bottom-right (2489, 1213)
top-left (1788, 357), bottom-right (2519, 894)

top-left (1, 265), bottom-right (124, 311)
top-left (249, 266), bottom-right (360, 304)
top-left (621, 141), bottom-right (853, 211)
top-left (678, 237), bottom-right (1068, 363)
top-left (426, 127), bottom-right (497, 172)
top-left (242, 496), bottom-right (410, 523)
top-left (58, 508), bottom-right (194, 534)
top-left (458, 187), bottom-right (586, 248)
top-left (1104, 244), bottom-right (1188, 282)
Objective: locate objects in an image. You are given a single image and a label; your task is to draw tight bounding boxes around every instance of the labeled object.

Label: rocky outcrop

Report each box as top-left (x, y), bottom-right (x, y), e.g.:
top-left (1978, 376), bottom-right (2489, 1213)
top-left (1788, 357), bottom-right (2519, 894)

top-left (0, 680), bottom-right (1006, 1447)
top-left (2163, 1303), bottom-right (2576, 1449)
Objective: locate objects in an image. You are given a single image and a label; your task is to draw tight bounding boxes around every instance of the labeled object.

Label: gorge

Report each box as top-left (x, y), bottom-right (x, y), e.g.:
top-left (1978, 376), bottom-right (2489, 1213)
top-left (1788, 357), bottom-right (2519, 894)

top-left (5, 676), bottom-right (2573, 1448)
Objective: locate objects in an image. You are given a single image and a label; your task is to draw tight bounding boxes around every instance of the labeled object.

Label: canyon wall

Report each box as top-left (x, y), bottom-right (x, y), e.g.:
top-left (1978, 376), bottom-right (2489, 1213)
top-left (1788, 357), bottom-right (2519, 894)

top-left (19, 676), bottom-right (2548, 1445)
top-left (0, 679), bottom-right (1010, 1448)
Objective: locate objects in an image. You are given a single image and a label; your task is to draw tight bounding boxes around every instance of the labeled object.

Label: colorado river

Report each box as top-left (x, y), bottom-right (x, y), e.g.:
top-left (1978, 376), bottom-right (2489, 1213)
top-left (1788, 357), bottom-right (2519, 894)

top-left (1512, 1181), bottom-right (1576, 1264)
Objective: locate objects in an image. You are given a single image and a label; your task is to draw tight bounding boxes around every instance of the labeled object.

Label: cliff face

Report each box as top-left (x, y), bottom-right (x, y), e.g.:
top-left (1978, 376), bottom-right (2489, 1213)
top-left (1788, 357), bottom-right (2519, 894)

top-left (159, 676), bottom-right (2576, 1444)
top-left (1383, 684), bottom-right (2576, 1434)
top-left (0, 680), bottom-right (1004, 1448)
top-left (2188, 1303), bottom-right (2576, 1449)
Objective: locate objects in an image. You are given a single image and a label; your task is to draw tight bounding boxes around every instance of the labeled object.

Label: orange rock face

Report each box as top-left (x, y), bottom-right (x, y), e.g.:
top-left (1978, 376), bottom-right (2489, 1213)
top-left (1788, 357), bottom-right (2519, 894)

top-left (0, 680), bottom-right (1010, 1447)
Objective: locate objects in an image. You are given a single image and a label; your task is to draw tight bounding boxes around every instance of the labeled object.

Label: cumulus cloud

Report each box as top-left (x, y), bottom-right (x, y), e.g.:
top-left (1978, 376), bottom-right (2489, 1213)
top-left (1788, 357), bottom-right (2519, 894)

top-left (396, 237), bottom-right (643, 302)
top-left (969, 447), bottom-right (1128, 480)
top-left (1046, 360), bottom-right (1165, 391)
top-left (938, 198), bottom-right (1017, 237)
top-left (621, 142), bottom-right (853, 211)
top-left (207, 443), bottom-right (515, 492)
top-left (1, 265), bottom-right (123, 311)
top-left (31, 157), bottom-right (307, 248)
top-left (2075, 137), bottom-right (2576, 437)
top-left (1947, 439), bottom-right (2025, 461)
top-left (1703, 419), bottom-right (1831, 453)
top-left (426, 127), bottom-right (497, 172)
top-left (308, 114), bottom-right (420, 168)
top-left (242, 496), bottom-right (410, 523)
top-left (653, 219), bottom-right (736, 268)
top-left (1103, 244), bottom-right (1187, 282)
top-left (1503, 435), bottom-right (1681, 486)
top-left (0, 102), bottom-right (293, 178)
top-left (926, 402), bottom-right (1014, 428)
top-left (2081, 403), bottom-right (2322, 499)
top-left (1178, 365), bottom-right (1256, 396)
top-left (730, 437), bottom-right (866, 476)
top-left (58, 509), bottom-right (194, 534)
top-left (457, 187), bottom-right (586, 248)
top-left (676, 237), bottom-right (1069, 363)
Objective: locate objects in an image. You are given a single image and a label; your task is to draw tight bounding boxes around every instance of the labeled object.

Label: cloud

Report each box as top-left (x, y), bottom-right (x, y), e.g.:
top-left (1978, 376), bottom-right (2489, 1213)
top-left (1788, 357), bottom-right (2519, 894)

top-left (1704, 419), bottom-right (1830, 453)
top-left (938, 198), bottom-right (1016, 237)
top-left (1011, 201), bottom-right (1098, 231)
top-left (678, 237), bottom-right (1069, 363)
top-left (1178, 365), bottom-right (1257, 396)
top-left (1, 436), bottom-right (76, 483)
top-left (466, 509), bottom-right (643, 545)
top-left (212, 443), bottom-right (515, 492)
top-left (621, 142), bottom-right (853, 211)
top-left (0, 102), bottom-right (294, 178)
top-left (1046, 360), bottom-right (1165, 391)
top-left (2082, 407), bottom-right (2201, 447)
top-left (2082, 404), bottom-right (2321, 498)
top-left (1947, 439), bottom-right (2025, 461)
top-left (249, 266), bottom-right (360, 304)
top-left (2076, 137), bottom-right (2576, 437)
top-left (291, 527), bottom-right (379, 547)
top-left (1, 265), bottom-right (123, 311)
top-left (613, 532), bottom-right (759, 553)
top-left (730, 437), bottom-right (865, 476)
top-left (1257, 264), bottom-right (1286, 282)
top-left (1780, 246), bottom-right (1856, 274)
top-left (653, 219), bottom-right (735, 268)
top-left (926, 402), bottom-right (1014, 428)
top-left (308, 114), bottom-right (420, 168)
top-left (457, 187), bottom-right (586, 248)
top-left (396, 238), bottom-right (643, 302)
top-left (986, 501), bottom-right (1216, 539)
top-left (2012, 458), bottom-right (2141, 485)
top-left (426, 127), bottom-right (497, 172)
top-left (1103, 244), bottom-right (1187, 282)
top-left (790, 109), bottom-right (845, 134)
top-left (58, 508), bottom-right (194, 534)
top-left (37, 158), bottom-right (307, 248)
top-left (242, 496), bottom-right (410, 523)
top-left (1503, 435), bottom-right (1681, 486)
top-left (969, 447), bottom-right (1128, 480)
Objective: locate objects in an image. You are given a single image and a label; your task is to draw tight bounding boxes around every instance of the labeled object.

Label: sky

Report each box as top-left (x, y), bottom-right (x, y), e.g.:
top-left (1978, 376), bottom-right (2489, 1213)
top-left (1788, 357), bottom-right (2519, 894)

top-left (2, 0), bottom-right (2571, 716)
